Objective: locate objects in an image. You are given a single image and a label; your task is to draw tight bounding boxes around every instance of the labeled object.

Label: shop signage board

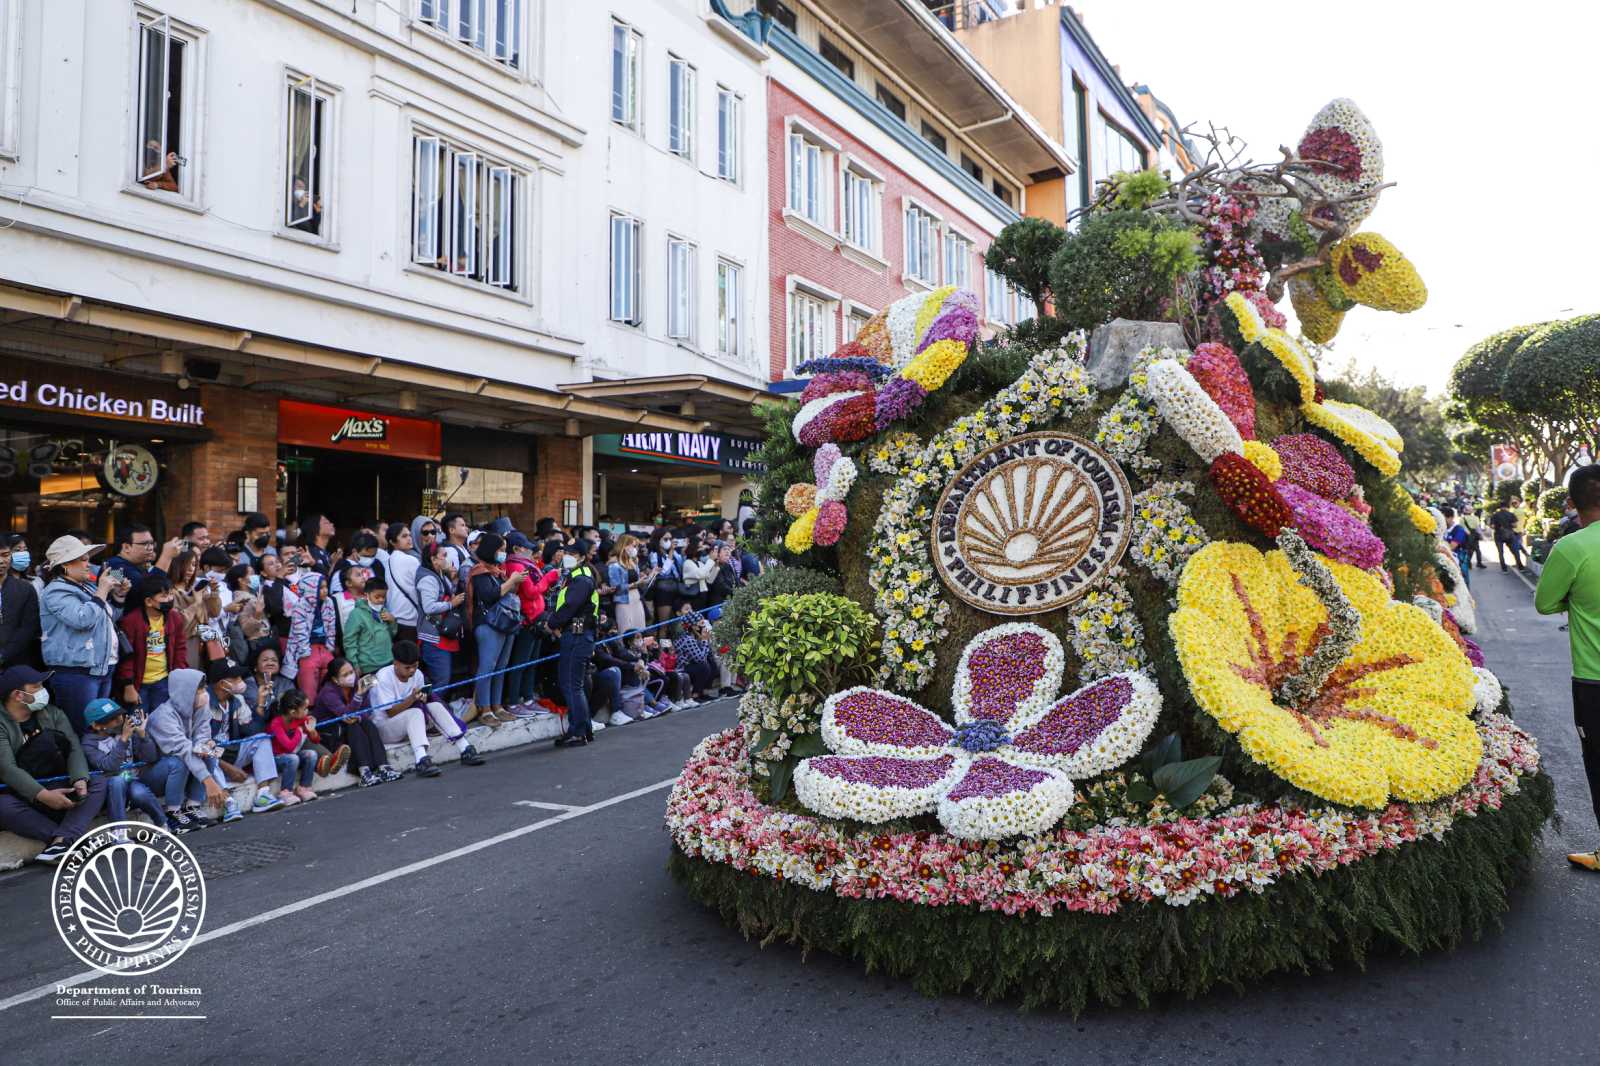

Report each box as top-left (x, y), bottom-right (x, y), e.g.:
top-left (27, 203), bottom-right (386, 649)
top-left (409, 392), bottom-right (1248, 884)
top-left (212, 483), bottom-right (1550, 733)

top-left (0, 356), bottom-right (206, 427)
top-left (277, 399), bottom-right (442, 461)
top-left (594, 432), bottom-right (764, 473)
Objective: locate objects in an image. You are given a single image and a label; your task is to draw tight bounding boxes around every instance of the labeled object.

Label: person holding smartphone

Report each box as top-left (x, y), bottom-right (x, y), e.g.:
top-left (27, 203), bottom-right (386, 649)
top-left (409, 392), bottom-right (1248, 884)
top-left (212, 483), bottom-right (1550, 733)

top-left (40, 536), bottom-right (121, 735)
top-left (0, 665), bottom-right (109, 863)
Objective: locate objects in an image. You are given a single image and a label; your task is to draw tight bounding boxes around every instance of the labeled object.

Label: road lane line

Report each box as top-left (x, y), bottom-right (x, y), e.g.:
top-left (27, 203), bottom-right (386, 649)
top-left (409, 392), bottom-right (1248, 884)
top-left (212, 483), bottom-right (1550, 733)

top-left (1, 775), bottom-right (680, 1014)
top-left (514, 800), bottom-right (581, 812)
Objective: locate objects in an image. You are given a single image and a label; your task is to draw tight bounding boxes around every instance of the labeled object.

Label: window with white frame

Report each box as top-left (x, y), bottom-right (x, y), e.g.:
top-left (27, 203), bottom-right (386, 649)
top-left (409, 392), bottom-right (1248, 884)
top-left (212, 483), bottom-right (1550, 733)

top-left (416, 0), bottom-right (523, 69)
top-left (841, 164), bottom-right (881, 255)
top-left (283, 72), bottom-right (333, 238)
top-left (668, 57), bottom-right (695, 159)
top-left (1014, 285), bottom-right (1036, 323)
top-left (984, 266), bottom-right (1010, 325)
top-left (609, 212), bottom-right (642, 325)
top-left (904, 203), bottom-right (938, 285)
top-left (610, 20), bottom-right (641, 131)
top-left (411, 131), bottom-right (523, 291)
top-left (788, 286), bottom-right (835, 372)
top-left (716, 258), bottom-right (742, 359)
top-left (0, 0), bottom-right (19, 158)
top-left (844, 305), bottom-right (873, 342)
top-left (943, 231), bottom-right (972, 290)
top-left (786, 125), bottom-right (832, 229)
top-left (133, 8), bottom-right (200, 198)
top-left (667, 237), bottom-right (697, 342)
top-left (715, 87), bottom-right (740, 183)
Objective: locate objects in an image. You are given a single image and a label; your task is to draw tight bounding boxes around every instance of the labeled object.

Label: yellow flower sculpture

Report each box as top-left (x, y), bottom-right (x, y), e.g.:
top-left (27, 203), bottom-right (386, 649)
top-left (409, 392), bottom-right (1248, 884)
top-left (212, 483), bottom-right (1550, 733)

top-left (1171, 542), bottom-right (1481, 808)
top-left (1302, 398), bottom-right (1403, 477)
top-left (1327, 232), bottom-right (1427, 313)
top-left (1288, 277), bottom-right (1345, 345)
top-left (1241, 440), bottom-right (1283, 480)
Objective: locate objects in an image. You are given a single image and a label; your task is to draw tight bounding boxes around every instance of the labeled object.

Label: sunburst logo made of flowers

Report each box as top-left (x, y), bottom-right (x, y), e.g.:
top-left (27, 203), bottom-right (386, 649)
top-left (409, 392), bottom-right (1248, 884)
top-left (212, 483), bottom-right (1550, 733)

top-left (792, 623), bottom-right (1161, 839)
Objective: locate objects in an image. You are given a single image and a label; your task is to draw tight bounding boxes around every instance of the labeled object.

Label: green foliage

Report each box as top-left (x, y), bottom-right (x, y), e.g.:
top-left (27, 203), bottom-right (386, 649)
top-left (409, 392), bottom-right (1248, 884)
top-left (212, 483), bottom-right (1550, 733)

top-left (1537, 486), bottom-right (1568, 518)
top-left (1361, 468), bottom-right (1437, 601)
top-left (1504, 315), bottom-right (1600, 464)
top-left (1520, 478), bottom-right (1547, 505)
top-left (669, 770), bottom-right (1553, 1015)
top-left (735, 593), bottom-right (879, 704)
top-left (1323, 363), bottom-right (1459, 483)
top-left (713, 565), bottom-right (841, 652)
top-left (984, 217), bottom-right (1065, 317)
top-left (1124, 732), bottom-right (1223, 809)
top-left (1111, 168), bottom-right (1170, 211)
top-left (1449, 321), bottom-right (1576, 480)
top-left (1048, 210), bottom-right (1200, 333)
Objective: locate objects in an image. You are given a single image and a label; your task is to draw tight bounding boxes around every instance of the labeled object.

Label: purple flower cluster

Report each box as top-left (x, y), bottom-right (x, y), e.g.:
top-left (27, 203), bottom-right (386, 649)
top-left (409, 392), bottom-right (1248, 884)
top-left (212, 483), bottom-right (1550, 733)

top-left (1462, 636), bottom-right (1485, 668)
top-left (944, 756), bottom-right (1049, 802)
top-left (800, 371), bottom-right (875, 405)
top-left (1277, 482), bottom-right (1386, 569)
top-left (1010, 676), bottom-right (1134, 757)
top-left (1273, 433), bottom-right (1355, 500)
top-left (874, 375), bottom-right (928, 429)
top-left (832, 691), bottom-right (952, 748)
top-left (795, 356), bottom-right (892, 379)
top-left (950, 719), bottom-right (1010, 753)
top-left (916, 304), bottom-right (979, 352)
top-left (809, 754), bottom-right (955, 788)
top-left (964, 632), bottom-right (1050, 722)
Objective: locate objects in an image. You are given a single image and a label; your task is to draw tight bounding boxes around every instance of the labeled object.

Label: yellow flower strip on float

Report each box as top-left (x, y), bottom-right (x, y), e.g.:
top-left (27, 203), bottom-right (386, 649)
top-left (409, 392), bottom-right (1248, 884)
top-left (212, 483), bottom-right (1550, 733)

top-left (1170, 541), bottom-right (1481, 808)
top-left (1302, 398), bottom-right (1403, 477)
top-left (901, 338), bottom-right (968, 393)
top-left (1223, 291), bottom-right (1268, 344)
top-left (1408, 501), bottom-right (1440, 535)
top-left (868, 337), bottom-right (1096, 690)
top-left (1258, 330), bottom-right (1319, 405)
top-left (785, 508), bottom-right (819, 554)
top-left (666, 711), bottom-right (1539, 914)
top-left (1242, 440), bottom-right (1283, 481)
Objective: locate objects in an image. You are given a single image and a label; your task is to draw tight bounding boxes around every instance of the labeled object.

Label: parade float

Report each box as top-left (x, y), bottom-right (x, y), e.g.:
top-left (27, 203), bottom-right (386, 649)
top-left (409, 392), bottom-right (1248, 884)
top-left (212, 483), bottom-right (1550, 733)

top-left (666, 101), bottom-right (1553, 1011)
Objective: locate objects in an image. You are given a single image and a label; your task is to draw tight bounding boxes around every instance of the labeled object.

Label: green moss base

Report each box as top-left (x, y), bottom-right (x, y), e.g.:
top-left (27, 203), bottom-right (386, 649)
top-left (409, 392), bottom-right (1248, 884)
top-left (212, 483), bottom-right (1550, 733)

top-left (669, 771), bottom-right (1554, 1014)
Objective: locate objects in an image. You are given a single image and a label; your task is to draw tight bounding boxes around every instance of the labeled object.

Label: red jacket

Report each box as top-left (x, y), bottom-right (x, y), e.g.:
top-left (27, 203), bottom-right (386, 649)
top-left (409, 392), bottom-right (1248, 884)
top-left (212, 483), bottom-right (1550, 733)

top-left (114, 606), bottom-right (189, 685)
top-left (503, 556), bottom-right (561, 624)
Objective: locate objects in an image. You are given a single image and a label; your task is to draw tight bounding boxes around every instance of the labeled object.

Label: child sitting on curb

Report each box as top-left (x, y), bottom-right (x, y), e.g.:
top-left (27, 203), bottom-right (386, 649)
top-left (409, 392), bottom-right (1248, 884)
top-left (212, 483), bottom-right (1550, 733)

top-left (267, 690), bottom-right (319, 804)
top-left (80, 697), bottom-right (169, 834)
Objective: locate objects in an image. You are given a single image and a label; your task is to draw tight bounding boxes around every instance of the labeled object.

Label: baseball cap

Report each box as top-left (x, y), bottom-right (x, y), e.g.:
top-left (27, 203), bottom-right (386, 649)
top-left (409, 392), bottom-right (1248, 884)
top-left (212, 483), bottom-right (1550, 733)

top-left (84, 698), bottom-right (125, 726)
top-left (505, 531), bottom-right (534, 550)
top-left (0, 664), bottom-right (51, 702)
top-left (44, 535), bottom-right (104, 569)
top-left (205, 658), bottom-right (249, 684)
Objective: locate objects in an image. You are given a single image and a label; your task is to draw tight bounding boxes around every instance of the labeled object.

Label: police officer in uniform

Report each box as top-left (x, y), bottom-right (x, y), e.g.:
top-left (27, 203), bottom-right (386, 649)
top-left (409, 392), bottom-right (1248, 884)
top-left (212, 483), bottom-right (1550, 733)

top-left (546, 539), bottom-right (600, 747)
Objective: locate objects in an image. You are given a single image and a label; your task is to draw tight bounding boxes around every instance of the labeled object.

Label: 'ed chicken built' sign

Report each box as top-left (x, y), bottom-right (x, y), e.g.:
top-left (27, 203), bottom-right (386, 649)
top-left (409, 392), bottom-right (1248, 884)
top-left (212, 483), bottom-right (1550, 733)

top-left (0, 358), bottom-right (206, 427)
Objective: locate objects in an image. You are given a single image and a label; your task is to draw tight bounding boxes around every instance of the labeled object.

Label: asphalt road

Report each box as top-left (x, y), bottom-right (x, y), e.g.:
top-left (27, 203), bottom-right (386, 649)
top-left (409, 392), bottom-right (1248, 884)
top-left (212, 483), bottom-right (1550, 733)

top-left (0, 565), bottom-right (1594, 1065)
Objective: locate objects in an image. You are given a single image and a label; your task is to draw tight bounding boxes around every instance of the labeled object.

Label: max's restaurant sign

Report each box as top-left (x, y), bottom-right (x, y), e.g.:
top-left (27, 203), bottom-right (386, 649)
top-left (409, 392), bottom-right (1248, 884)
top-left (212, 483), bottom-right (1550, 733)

top-left (277, 399), bottom-right (442, 461)
top-left (0, 358), bottom-right (206, 427)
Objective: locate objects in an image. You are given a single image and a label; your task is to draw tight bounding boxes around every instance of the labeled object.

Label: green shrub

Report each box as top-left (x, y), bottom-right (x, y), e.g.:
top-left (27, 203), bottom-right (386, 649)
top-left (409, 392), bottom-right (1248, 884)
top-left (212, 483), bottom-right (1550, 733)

top-left (983, 217), bottom-right (1064, 317)
top-left (713, 566), bottom-right (842, 652)
top-left (1048, 210), bottom-right (1199, 333)
top-left (1537, 485), bottom-right (1568, 518)
top-left (735, 593), bottom-right (878, 704)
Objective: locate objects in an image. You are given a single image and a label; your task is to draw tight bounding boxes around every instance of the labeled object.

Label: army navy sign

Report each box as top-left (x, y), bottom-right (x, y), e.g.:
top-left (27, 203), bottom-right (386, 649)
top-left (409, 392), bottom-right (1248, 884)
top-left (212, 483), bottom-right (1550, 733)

top-left (932, 432), bottom-right (1131, 616)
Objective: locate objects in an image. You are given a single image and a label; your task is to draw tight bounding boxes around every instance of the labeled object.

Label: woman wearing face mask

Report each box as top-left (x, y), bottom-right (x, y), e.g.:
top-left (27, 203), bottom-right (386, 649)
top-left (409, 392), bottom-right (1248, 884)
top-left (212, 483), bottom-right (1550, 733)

top-left (680, 543), bottom-right (716, 615)
top-left (223, 564), bottom-right (273, 666)
top-left (115, 571), bottom-right (188, 714)
top-left (0, 534), bottom-right (41, 671)
top-left (647, 529), bottom-right (685, 625)
top-left (39, 535), bottom-right (121, 735)
top-left (463, 533), bottom-right (528, 724)
top-left (313, 657), bottom-right (400, 787)
top-left (414, 542), bottom-right (464, 690)
top-left (607, 535), bottom-right (651, 636)
top-left (334, 531), bottom-right (385, 597)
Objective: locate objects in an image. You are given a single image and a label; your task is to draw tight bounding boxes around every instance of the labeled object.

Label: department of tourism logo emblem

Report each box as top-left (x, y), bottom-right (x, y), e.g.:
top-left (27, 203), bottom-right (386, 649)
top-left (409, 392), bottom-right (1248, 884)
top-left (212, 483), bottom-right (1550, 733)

top-left (52, 822), bottom-right (206, 975)
top-left (932, 431), bottom-right (1132, 616)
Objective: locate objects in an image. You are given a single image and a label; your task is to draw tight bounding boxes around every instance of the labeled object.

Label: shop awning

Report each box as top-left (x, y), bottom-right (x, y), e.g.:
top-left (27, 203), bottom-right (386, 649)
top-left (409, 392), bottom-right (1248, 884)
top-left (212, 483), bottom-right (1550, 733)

top-left (0, 283), bottom-right (707, 437)
top-left (558, 375), bottom-right (772, 435)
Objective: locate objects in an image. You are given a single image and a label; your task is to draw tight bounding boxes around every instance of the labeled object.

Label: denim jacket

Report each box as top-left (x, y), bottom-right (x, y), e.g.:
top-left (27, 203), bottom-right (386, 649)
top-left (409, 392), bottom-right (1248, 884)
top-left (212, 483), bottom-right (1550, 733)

top-left (40, 577), bottom-right (118, 674)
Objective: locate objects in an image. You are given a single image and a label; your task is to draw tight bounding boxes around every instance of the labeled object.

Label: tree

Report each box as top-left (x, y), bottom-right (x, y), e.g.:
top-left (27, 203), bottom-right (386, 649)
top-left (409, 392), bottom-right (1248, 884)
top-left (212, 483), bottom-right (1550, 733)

top-left (1504, 314), bottom-right (1600, 466)
top-left (1448, 322), bottom-right (1578, 480)
top-left (1323, 364), bottom-right (1459, 483)
top-left (984, 217), bottom-right (1065, 320)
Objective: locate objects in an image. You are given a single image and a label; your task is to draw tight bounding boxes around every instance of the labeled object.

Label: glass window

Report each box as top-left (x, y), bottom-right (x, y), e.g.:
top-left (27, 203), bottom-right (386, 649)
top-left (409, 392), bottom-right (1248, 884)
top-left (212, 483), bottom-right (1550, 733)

top-left (716, 88), bottom-right (740, 182)
top-left (411, 131), bottom-right (522, 292)
top-left (844, 307), bottom-right (872, 342)
top-left (904, 205), bottom-right (937, 285)
top-left (875, 83), bottom-right (905, 121)
top-left (943, 231), bottom-right (972, 290)
top-left (758, 0), bottom-right (797, 33)
top-left (418, 0), bottom-right (520, 68)
top-left (668, 58), bottom-right (695, 159)
top-left (136, 13), bottom-right (186, 194)
top-left (1014, 284), bottom-right (1036, 323)
top-left (1097, 115), bottom-right (1145, 181)
top-left (284, 74), bottom-right (330, 236)
top-left (919, 120), bottom-right (947, 155)
top-left (842, 168), bottom-right (878, 253)
top-left (985, 266), bottom-right (1009, 325)
top-left (789, 289), bottom-right (833, 372)
top-left (992, 179), bottom-right (1013, 208)
top-left (818, 37), bottom-right (854, 80)
top-left (960, 153), bottom-right (982, 183)
top-left (716, 259), bottom-right (742, 359)
top-left (610, 213), bottom-right (641, 324)
top-left (786, 129), bottom-right (829, 227)
top-left (667, 238), bottom-right (696, 342)
top-left (611, 21), bottom-right (641, 130)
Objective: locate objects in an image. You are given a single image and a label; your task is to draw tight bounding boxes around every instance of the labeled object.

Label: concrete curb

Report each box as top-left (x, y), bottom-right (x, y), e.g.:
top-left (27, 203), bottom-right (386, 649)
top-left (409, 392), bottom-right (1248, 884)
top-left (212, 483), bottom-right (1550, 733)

top-left (0, 707), bottom-right (616, 870)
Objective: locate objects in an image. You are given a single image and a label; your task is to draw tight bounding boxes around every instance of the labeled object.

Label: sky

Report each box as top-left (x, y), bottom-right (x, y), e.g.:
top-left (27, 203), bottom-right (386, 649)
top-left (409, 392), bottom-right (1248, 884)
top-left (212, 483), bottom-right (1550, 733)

top-left (1071, 0), bottom-right (1598, 396)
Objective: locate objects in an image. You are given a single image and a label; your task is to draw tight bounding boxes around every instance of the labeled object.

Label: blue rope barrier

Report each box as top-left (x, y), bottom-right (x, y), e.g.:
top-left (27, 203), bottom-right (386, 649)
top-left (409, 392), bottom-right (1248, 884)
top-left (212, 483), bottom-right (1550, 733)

top-left (4, 605), bottom-right (726, 791)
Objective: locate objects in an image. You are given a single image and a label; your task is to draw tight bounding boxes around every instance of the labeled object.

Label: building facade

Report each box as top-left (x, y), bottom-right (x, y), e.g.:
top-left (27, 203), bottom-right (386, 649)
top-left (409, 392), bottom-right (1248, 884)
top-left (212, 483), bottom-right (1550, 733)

top-left (0, 0), bottom-right (708, 545)
top-left (714, 0), bottom-right (1074, 378)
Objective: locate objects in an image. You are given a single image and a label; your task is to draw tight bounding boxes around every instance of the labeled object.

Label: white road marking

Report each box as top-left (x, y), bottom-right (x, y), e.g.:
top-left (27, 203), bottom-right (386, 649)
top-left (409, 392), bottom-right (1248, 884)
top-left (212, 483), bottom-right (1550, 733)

top-left (4, 775), bottom-right (680, 1015)
top-left (514, 800), bottom-right (581, 812)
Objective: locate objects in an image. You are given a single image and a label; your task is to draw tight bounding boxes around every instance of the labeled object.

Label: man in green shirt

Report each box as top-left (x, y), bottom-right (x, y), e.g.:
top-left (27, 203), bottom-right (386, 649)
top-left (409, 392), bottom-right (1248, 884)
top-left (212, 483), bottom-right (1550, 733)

top-left (1534, 464), bottom-right (1600, 871)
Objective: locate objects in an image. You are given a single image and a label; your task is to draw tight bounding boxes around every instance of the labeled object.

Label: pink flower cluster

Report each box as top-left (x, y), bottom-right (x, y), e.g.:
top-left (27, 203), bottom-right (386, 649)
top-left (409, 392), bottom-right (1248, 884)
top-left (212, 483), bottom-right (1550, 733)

top-left (665, 714), bottom-right (1540, 915)
top-left (1273, 433), bottom-right (1356, 499)
top-left (1276, 482), bottom-right (1387, 569)
top-left (1188, 342), bottom-right (1257, 440)
top-left (1198, 193), bottom-right (1267, 312)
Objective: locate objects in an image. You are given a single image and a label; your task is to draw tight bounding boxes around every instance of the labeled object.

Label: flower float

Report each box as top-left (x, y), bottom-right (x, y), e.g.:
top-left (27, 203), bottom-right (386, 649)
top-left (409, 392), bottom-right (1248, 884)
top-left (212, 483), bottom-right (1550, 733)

top-left (793, 624), bottom-right (1160, 839)
top-left (1187, 341), bottom-right (1257, 439)
top-left (1146, 358), bottom-right (1244, 463)
top-left (791, 287), bottom-right (978, 445)
top-left (1171, 536), bottom-right (1480, 807)
top-left (1210, 452), bottom-right (1291, 537)
top-left (1275, 482), bottom-right (1386, 569)
top-left (783, 444), bottom-right (859, 552)
top-left (1272, 433), bottom-right (1355, 499)
top-left (1301, 397), bottom-right (1404, 476)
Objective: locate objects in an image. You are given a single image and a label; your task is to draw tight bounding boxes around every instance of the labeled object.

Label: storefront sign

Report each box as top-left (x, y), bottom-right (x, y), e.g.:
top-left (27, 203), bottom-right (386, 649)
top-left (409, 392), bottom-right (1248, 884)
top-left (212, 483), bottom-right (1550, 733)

top-left (594, 432), bottom-right (764, 473)
top-left (277, 399), bottom-right (441, 461)
top-left (932, 432), bottom-right (1131, 617)
top-left (102, 443), bottom-right (160, 497)
top-left (0, 357), bottom-right (206, 427)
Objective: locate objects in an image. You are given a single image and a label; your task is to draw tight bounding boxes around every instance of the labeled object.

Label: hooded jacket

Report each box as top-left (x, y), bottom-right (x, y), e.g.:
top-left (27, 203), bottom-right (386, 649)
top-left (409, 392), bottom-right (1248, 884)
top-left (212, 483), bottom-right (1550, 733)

top-left (382, 514), bottom-right (429, 629)
top-left (146, 668), bottom-right (214, 779)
